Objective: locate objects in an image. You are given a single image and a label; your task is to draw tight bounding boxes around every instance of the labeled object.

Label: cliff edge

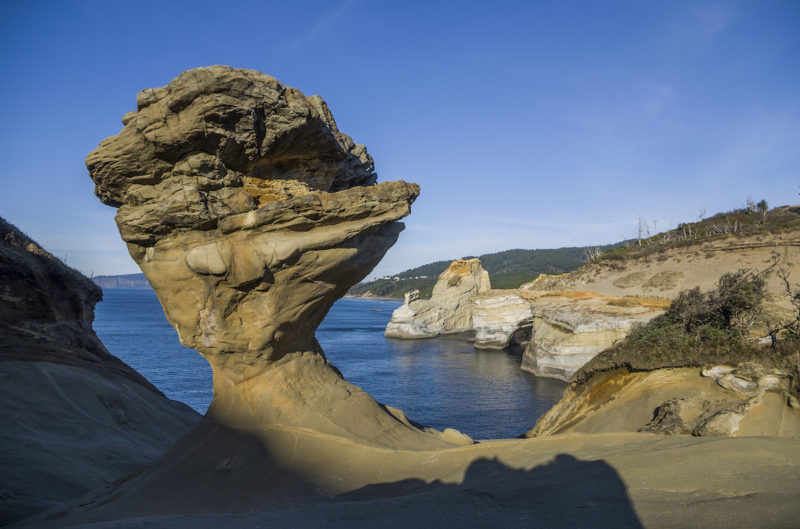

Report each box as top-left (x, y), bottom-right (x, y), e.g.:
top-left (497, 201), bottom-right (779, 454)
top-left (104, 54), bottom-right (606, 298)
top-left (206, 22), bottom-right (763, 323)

top-left (0, 217), bottom-right (198, 525)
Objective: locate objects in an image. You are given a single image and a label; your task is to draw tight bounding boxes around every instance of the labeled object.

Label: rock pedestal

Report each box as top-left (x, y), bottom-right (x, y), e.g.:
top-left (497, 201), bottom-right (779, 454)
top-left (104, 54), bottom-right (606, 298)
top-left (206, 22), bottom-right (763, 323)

top-left (88, 66), bottom-right (455, 449)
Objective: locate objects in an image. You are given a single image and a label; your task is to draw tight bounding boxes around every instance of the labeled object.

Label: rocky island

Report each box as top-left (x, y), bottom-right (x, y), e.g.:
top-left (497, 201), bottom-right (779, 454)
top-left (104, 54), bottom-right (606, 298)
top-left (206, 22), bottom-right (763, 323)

top-left (10, 66), bottom-right (800, 529)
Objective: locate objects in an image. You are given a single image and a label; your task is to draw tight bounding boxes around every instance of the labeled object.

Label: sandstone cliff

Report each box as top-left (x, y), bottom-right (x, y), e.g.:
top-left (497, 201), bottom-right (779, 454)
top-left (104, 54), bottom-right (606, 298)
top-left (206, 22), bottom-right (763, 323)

top-left (472, 291), bottom-right (534, 349)
top-left (385, 258), bottom-right (491, 339)
top-left (519, 292), bottom-right (667, 381)
top-left (0, 217), bottom-right (198, 525)
top-left (472, 289), bottom-right (666, 380)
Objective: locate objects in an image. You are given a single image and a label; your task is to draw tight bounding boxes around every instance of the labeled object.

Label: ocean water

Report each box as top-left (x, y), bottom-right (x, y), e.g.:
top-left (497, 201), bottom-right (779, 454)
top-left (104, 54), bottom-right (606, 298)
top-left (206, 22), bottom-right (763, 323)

top-left (94, 290), bottom-right (566, 439)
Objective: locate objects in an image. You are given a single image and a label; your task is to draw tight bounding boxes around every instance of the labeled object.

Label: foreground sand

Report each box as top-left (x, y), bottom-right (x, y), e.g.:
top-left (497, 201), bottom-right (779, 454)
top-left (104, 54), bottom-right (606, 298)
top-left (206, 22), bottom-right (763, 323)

top-left (16, 427), bottom-right (800, 529)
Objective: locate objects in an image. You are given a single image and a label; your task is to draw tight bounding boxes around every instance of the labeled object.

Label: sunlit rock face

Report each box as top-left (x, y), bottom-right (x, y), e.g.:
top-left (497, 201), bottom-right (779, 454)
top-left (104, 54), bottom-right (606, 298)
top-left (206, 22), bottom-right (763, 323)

top-left (385, 258), bottom-right (491, 339)
top-left (87, 66), bottom-right (454, 448)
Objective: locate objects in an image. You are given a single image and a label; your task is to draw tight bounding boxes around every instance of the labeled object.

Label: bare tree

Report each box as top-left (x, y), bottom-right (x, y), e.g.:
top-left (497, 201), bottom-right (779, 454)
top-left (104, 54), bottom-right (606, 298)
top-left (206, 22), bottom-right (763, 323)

top-left (584, 246), bottom-right (603, 262)
top-left (697, 208), bottom-right (706, 222)
top-left (636, 215), bottom-right (646, 247)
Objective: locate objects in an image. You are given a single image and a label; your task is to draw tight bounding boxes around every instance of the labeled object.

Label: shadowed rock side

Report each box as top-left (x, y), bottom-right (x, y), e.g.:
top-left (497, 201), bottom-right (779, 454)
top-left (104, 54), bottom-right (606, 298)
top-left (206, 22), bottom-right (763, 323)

top-left (86, 66), bottom-right (457, 450)
top-left (385, 258), bottom-right (491, 338)
top-left (0, 217), bottom-right (198, 526)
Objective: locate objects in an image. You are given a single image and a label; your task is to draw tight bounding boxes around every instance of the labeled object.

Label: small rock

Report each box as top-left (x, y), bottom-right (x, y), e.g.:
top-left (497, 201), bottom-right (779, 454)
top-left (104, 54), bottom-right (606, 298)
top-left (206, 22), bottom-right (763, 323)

top-left (442, 428), bottom-right (474, 446)
top-left (701, 365), bottom-right (735, 379)
top-left (717, 374), bottom-right (758, 395)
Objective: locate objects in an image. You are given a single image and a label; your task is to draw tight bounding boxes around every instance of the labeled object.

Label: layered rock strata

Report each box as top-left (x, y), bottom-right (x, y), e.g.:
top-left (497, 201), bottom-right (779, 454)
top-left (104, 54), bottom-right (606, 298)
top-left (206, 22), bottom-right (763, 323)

top-left (87, 66), bottom-right (461, 449)
top-left (385, 258), bottom-right (491, 339)
top-left (472, 291), bottom-right (534, 350)
top-left (527, 364), bottom-right (800, 438)
top-left (0, 217), bottom-right (198, 525)
top-left (520, 291), bottom-right (667, 381)
top-left (471, 289), bottom-right (666, 380)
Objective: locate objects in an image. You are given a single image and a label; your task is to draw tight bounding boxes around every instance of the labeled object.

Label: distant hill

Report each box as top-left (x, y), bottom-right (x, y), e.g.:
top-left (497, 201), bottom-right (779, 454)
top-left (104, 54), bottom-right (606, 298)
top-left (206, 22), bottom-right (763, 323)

top-left (348, 246), bottom-right (612, 299)
top-left (92, 273), bottom-right (151, 290)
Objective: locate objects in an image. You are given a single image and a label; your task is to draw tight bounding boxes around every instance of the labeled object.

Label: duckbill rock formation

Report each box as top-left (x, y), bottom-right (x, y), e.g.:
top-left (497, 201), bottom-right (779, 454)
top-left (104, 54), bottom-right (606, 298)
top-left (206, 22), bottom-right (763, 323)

top-left (0, 217), bottom-right (198, 525)
top-left (87, 66), bottom-right (464, 450)
top-left (384, 258), bottom-right (491, 338)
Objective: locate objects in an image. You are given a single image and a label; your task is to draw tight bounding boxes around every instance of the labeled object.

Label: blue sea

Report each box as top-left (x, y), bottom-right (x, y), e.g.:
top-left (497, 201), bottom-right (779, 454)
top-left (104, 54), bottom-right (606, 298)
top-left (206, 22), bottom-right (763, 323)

top-left (94, 290), bottom-right (566, 439)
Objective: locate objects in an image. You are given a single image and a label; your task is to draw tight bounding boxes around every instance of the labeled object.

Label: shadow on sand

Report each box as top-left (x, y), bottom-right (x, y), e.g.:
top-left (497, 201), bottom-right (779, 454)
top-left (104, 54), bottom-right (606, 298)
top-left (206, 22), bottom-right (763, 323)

top-left (15, 418), bottom-right (643, 529)
top-left (335, 453), bottom-right (644, 529)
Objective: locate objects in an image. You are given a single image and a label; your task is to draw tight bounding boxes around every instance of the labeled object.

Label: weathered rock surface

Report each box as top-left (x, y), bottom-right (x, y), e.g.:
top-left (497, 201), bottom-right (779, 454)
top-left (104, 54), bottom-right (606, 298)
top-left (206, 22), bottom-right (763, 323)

top-left (87, 66), bottom-right (459, 449)
top-left (385, 258), bottom-right (491, 339)
top-left (519, 291), bottom-right (667, 381)
top-left (527, 364), bottom-right (800, 438)
top-left (0, 217), bottom-right (198, 525)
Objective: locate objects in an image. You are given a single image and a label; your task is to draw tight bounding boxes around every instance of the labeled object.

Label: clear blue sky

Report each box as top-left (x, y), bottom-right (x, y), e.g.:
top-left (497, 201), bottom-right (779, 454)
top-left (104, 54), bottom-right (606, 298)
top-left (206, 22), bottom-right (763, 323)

top-left (1, 0), bottom-right (798, 280)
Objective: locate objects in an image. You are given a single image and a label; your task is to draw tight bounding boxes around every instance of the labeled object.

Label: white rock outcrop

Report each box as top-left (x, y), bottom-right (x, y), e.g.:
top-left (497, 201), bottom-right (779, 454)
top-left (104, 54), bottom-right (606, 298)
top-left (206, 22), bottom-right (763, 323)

top-left (472, 291), bottom-right (534, 349)
top-left (385, 259), bottom-right (491, 339)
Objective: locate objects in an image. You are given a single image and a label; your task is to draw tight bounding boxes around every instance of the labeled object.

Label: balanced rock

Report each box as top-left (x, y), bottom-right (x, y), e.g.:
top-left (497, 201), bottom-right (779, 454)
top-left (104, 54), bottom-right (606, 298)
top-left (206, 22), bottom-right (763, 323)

top-left (87, 66), bottom-right (454, 449)
top-left (0, 217), bottom-right (198, 525)
top-left (385, 258), bottom-right (491, 339)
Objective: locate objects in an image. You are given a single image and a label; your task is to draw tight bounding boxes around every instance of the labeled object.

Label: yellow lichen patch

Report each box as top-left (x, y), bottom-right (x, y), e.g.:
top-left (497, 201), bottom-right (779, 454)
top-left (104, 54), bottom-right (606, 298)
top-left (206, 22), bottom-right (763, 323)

top-left (243, 177), bottom-right (314, 206)
top-left (446, 258), bottom-right (479, 276)
top-left (580, 368), bottom-right (643, 408)
top-left (537, 290), bottom-right (606, 301)
top-left (608, 297), bottom-right (671, 309)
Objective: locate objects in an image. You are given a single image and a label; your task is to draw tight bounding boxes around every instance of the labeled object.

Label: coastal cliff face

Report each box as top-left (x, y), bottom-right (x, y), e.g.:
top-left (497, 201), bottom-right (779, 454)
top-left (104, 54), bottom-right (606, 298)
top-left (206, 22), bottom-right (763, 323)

top-left (520, 292), bottom-right (667, 381)
top-left (87, 66), bottom-right (459, 449)
top-left (471, 289), bottom-right (666, 380)
top-left (0, 217), bottom-right (198, 525)
top-left (385, 258), bottom-right (491, 339)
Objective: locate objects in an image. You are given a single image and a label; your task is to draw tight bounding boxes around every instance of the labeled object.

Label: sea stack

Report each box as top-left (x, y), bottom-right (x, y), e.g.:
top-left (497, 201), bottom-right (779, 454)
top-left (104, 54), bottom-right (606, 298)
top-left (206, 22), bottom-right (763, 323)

top-left (86, 66), bottom-right (455, 449)
top-left (385, 258), bottom-right (491, 338)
